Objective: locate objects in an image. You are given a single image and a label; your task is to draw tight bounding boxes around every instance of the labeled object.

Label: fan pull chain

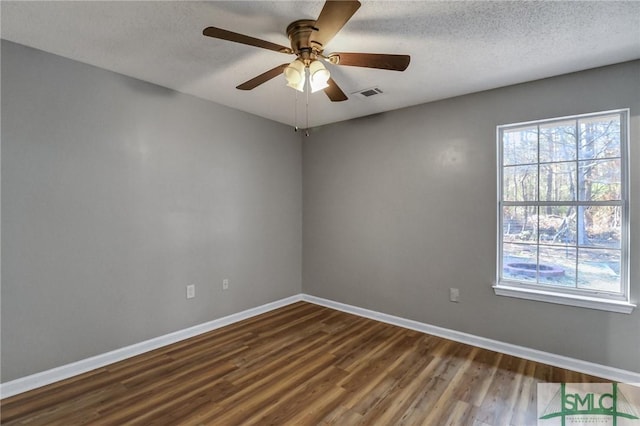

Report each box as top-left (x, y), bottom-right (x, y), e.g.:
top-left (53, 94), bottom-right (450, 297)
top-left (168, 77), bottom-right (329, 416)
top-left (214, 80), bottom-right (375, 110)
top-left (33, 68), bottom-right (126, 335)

top-left (294, 89), bottom-right (299, 132)
top-left (305, 69), bottom-right (310, 137)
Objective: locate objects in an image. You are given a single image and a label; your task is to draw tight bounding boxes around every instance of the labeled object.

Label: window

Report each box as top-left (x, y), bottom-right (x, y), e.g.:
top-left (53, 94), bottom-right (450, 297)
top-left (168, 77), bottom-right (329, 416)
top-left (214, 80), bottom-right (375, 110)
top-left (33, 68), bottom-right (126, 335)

top-left (495, 110), bottom-right (634, 313)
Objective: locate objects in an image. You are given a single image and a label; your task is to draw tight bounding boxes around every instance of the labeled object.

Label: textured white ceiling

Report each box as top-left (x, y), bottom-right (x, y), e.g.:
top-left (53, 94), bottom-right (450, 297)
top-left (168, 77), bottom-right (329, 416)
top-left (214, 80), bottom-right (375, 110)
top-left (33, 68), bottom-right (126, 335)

top-left (2, 1), bottom-right (640, 127)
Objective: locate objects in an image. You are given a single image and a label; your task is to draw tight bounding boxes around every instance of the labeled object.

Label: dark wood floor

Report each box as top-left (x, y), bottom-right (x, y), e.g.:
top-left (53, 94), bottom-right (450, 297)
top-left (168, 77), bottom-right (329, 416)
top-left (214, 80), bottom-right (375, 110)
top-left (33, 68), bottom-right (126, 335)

top-left (1, 301), bottom-right (605, 425)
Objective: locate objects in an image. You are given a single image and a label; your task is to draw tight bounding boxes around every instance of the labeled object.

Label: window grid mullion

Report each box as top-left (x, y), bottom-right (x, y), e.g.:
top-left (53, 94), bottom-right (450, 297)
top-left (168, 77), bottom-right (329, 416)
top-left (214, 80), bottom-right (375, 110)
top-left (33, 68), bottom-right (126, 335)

top-left (536, 124), bottom-right (541, 284)
top-left (502, 201), bottom-right (623, 207)
top-left (574, 118), bottom-right (580, 289)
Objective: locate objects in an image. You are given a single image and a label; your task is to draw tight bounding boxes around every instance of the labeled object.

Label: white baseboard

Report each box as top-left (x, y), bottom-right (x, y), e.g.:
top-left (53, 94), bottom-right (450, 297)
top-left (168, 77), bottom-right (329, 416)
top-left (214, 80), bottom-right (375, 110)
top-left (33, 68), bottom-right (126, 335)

top-left (301, 294), bottom-right (640, 384)
top-left (3, 292), bottom-right (638, 399)
top-left (0, 294), bottom-right (303, 399)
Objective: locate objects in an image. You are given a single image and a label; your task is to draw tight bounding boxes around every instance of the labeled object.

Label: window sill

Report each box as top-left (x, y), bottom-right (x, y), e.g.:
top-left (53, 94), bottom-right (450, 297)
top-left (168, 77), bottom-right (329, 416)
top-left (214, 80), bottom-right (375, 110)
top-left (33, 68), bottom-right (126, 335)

top-left (493, 284), bottom-right (636, 314)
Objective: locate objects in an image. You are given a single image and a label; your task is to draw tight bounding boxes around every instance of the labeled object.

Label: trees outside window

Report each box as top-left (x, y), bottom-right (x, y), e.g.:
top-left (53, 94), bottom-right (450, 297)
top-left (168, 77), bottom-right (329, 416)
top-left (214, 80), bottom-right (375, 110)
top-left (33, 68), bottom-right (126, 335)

top-left (496, 110), bottom-right (631, 312)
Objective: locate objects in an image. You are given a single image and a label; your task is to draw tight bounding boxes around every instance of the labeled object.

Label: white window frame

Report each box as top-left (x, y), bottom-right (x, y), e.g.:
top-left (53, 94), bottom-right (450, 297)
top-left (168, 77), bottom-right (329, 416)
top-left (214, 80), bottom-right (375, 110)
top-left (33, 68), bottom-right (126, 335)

top-left (494, 109), bottom-right (635, 314)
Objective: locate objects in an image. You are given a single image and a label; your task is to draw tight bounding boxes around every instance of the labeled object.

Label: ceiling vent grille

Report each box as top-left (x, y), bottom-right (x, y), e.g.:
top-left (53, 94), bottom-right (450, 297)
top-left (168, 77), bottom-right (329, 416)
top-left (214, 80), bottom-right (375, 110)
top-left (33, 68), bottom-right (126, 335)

top-left (353, 87), bottom-right (384, 99)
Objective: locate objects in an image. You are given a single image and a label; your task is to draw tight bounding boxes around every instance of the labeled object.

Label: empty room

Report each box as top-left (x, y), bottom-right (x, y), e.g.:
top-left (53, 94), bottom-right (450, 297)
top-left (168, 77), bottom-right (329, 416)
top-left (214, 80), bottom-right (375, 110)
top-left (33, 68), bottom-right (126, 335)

top-left (1, 1), bottom-right (639, 425)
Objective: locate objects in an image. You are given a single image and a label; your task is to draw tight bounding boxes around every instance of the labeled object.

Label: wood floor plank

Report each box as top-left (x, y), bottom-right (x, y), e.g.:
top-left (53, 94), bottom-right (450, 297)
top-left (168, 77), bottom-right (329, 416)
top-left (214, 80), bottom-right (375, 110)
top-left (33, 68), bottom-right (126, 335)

top-left (244, 365), bottom-right (348, 425)
top-left (1, 302), bottom-right (609, 425)
top-left (349, 336), bottom-right (436, 424)
top-left (421, 346), bottom-right (482, 425)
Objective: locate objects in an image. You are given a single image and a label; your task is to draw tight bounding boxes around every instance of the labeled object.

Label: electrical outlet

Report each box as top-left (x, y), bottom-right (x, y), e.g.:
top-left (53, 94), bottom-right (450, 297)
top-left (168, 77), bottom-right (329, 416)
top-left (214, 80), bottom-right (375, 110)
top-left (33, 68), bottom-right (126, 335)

top-left (449, 288), bottom-right (460, 303)
top-left (186, 284), bottom-right (195, 299)
top-left (222, 279), bottom-right (229, 290)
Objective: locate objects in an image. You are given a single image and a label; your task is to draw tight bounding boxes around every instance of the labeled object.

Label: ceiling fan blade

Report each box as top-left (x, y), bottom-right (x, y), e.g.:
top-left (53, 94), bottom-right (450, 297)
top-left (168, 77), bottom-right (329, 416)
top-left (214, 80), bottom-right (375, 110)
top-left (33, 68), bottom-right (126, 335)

top-left (309, 0), bottom-right (361, 50)
top-left (203, 27), bottom-right (292, 54)
top-left (329, 53), bottom-right (410, 71)
top-left (236, 64), bottom-right (289, 90)
top-left (324, 77), bottom-right (348, 102)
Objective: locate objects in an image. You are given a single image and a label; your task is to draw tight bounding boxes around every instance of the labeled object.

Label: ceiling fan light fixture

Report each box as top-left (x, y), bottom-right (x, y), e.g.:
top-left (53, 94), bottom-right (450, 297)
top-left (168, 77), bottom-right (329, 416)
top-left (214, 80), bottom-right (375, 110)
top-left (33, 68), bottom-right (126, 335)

top-left (284, 59), bottom-right (306, 92)
top-left (287, 79), bottom-right (306, 92)
top-left (204, 0), bottom-right (409, 102)
top-left (308, 60), bottom-right (330, 93)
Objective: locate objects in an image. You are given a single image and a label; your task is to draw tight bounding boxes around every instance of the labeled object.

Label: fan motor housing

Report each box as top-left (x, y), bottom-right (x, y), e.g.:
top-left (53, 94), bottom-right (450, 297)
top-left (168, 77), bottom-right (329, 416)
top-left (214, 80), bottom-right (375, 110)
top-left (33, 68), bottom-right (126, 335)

top-left (286, 19), bottom-right (320, 63)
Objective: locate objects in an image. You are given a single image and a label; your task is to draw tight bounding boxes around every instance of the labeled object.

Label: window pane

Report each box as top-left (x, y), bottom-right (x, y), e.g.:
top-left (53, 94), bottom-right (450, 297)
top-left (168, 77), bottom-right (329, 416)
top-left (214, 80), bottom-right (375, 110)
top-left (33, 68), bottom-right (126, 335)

top-left (539, 120), bottom-right (576, 163)
top-left (503, 165), bottom-right (538, 201)
top-left (577, 248), bottom-right (621, 293)
top-left (578, 206), bottom-right (621, 249)
top-left (503, 206), bottom-right (538, 243)
top-left (578, 159), bottom-right (621, 201)
top-left (539, 245), bottom-right (577, 288)
top-left (538, 206), bottom-right (576, 245)
top-left (498, 110), bottom-right (627, 301)
top-left (503, 243), bottom-right (537, 283)
top-left (539, 162), bottom-right (576, 202)
top-left (579, 114), bottom-right (621, 160)
top-left (503, 126), bottom-right (537, 165)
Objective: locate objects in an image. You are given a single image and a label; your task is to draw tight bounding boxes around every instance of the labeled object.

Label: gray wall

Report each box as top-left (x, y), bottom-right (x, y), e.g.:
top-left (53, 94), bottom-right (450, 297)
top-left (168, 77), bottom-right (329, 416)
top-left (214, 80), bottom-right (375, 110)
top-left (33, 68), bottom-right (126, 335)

top-left (303, 61), bottom-right (640, 373)
top-left (2, 38), bottom-right (638, 384)
top-left (1, 41), bottom-right (302, 382)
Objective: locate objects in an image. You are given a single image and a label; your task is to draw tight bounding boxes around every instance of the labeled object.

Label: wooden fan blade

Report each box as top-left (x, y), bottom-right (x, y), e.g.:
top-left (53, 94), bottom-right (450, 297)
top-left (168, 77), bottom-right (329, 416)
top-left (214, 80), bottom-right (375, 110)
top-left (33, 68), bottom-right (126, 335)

top-left (324, 77), bottom-right (348, 102)
top-left (203, 27), bottom-right (292, 54)
top-left (236, 64), bottom-right (289, 90)
top-left (329, 53), bottom-right (410, 71)
top-left (309, 0), bottom-right (361, 49)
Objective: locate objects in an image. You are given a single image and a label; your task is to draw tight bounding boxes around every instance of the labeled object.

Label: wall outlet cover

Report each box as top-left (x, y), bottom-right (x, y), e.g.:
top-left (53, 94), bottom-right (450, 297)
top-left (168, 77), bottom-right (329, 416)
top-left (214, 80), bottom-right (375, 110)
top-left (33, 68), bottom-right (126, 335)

top-left (186, 284), bottom-right (195, 299)
top-left (449, 288), bottom-right (460, 302)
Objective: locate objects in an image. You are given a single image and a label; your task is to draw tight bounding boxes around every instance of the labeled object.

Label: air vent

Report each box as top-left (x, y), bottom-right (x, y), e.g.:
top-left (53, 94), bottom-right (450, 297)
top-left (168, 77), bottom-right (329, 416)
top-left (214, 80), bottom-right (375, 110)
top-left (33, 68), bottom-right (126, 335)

top-left (353, 87), bottom-right (384, 99)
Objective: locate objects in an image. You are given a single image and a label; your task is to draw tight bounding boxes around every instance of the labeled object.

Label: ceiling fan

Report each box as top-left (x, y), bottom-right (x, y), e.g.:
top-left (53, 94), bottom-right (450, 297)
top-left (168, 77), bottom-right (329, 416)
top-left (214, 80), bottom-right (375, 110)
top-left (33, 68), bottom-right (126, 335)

top-left (202, 0), bottom-right (410, 102)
